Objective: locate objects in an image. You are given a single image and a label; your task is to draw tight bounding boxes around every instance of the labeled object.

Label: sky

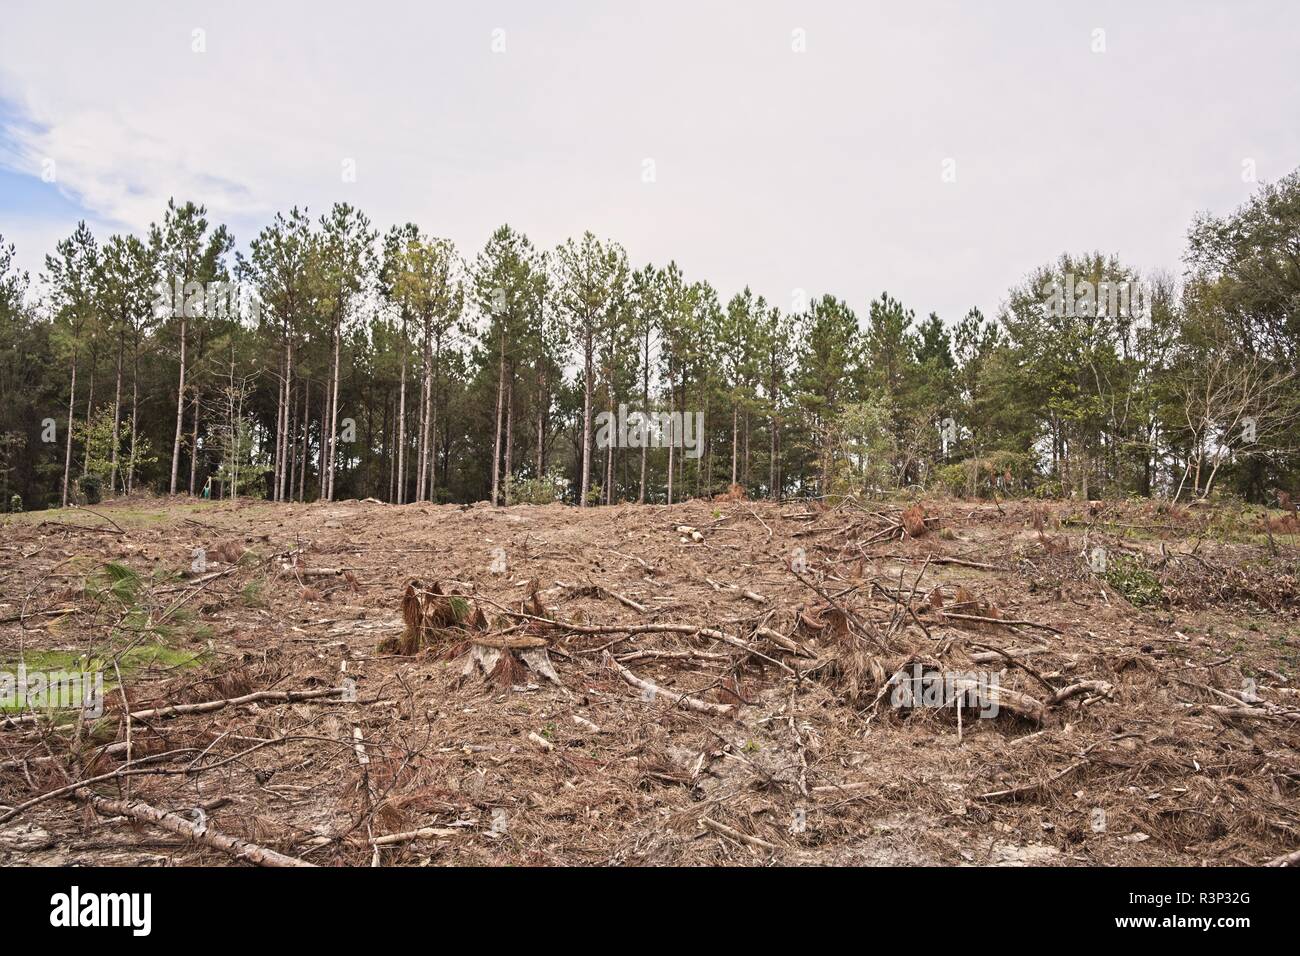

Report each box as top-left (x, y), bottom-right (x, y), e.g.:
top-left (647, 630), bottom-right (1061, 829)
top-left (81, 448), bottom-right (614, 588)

top-left (1, 0), bottom-right (1298, 323)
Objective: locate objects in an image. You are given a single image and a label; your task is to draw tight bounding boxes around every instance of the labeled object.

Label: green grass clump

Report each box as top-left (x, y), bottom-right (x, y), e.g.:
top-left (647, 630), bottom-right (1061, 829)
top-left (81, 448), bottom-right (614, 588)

top-left (0, 644), bottom-right (204, 713)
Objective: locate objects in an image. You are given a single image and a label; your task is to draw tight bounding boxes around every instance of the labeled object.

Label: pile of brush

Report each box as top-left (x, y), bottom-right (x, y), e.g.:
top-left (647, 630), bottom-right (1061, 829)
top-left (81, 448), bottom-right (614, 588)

top-left (381, 579), bottom-right (564, 690)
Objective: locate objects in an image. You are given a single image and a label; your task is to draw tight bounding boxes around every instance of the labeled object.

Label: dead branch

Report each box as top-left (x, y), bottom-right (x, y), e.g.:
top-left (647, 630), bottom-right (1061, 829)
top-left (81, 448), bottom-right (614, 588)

top-left (1049, 680), bottom-right (1114, 706)
top-left (115, 687), bottom-right (350, 724)
top-left (602, 587), bottom-right (648, 614)
top-left (370, 826), bottom-right (461, 846)
top-left (1264, 846), bottom-right (1300, 867)
top-left (603, 652), bottom-right (737, 717)
top-left (503, 609), bottom-right (796, 675)
top-left (942, 611), bottom-right (1063, 635)
top-left (81, 791), bottom-right (315, 867)
top-left (700, 816), bottom-right (777, 851)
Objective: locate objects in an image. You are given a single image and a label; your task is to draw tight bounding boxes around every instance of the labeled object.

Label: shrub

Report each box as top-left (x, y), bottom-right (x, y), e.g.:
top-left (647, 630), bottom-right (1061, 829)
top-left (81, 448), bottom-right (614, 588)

top-left (77, 474), bottom-right (103, 505)
top-left (934, 451), bottom-right (1034, 498)
top-left (1103, 553), bottom-right (1164, 607)
top-left (509, 475), bottom-right (565, 505)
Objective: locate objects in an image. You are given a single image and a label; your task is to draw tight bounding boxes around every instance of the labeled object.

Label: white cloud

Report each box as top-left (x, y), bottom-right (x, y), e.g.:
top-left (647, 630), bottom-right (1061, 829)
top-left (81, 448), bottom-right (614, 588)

top-left (1, 0), bottom-right (1298, 318)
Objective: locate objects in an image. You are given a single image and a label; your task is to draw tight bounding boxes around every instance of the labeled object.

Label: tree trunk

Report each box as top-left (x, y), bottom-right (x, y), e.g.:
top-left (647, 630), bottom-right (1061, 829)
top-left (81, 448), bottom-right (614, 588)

top-left (535, 367), bottom-right (546, 483)
top-left (272, 349), bottom-right (284, 501)
top-left (504, 364), bottom-right (514, 505)
top-left (731, 403), bottom-right (738, 486)
top-left (287, 388), bottom-right (297, 502)
top-left (639, 331), bottom-right (649, 504)
top-left (127, 352), bottom-right (139, 495)
top-left (415, 320), bottom-right (431, 502)
top-left (580, 324), bottom-right (594, 508)
top-left (277, 339), bottom-right (292, 502)
top-left (492, 327), bottom-right (506, 506)
top-left (299, 380), bottom-right (309, 503)
top-left (604, 389), bottom-right (614, 505)
top-left (62, 353), bottom-right (77, 507)
top-left (666, 399), bottom-right (675, 505)
top-left (770, 410), bottom-right (779, 500)
top-left (109, 334), bottom-right (123, 495)
top-left (429, 335), bottom-right (441, 502)
top-left (189, 385), bottom-right (201, 496)
top-left (325, 319), bottom-right (341, 500)
top-left (81, 352), bottom-right (96, 477)
top-left (396, 317), bottom-right (408, 504)
top-left (170, 316), bottom-right (187, 495)
top-left (744, 407), bottom-right (750, 490)
top-left (318, 380), bottom-right (328, 501)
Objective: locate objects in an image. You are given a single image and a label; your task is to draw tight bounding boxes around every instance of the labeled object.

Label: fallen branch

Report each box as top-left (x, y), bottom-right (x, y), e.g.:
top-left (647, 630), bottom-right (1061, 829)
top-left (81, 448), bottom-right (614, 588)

top-left (968, 642), bottom-right (1056, 696)
top-left (370, 826), bottom-right (461, 846)
top-left (1209, 704), bottom-right (1292, 721)
top-left (895, 555), bottom-right (1010, 572)
top-left (114, 686), bottom-right (350, 725)
top-left (527, 731), bottom-right (555, 751)
top-left (942, 612), bottom-right (1063, 635)
top-left (602, 587), bottom-right (648, 614)
top-left (706, 578), bottom-right (768, 604)
top-left (752, 625), bottom-right (817, 658)
top-left (700, 816), bottom-right (777, 851)
top-left (977, 760), bottom-right (1087, 802)
top-left (502, 610), bottom-right (795, 675)
top-left (603, 652), bottom-right (736, 717)
top-left (967, 647), bottom-right (1048, 665)
top-left (80, 791), bottom-right (315, 867)
top-left (1264, 846), bottom-right (1300, 867)
top-left (1049, 680), bottom-right (1114, 706)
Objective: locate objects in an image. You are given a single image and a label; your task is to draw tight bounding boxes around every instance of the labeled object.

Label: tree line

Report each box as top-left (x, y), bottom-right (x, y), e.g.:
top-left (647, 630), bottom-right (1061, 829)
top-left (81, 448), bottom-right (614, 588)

top-left (0, 170), bottom-right (1296, 511)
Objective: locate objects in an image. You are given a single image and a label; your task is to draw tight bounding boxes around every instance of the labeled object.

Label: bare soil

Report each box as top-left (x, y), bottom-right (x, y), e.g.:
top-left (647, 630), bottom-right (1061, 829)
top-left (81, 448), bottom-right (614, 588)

top-left (1, 495), bottom-right (1297, 866)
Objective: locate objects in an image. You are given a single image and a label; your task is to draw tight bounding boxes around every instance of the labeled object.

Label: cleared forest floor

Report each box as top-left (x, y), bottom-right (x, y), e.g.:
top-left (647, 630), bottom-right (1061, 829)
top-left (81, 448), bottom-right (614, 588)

top-left (1, 494), bottom-right (1298, 866)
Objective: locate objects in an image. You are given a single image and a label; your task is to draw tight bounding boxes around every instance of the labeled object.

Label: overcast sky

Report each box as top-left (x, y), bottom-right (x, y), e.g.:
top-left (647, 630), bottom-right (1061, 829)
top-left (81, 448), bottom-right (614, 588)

top-left (1, 0), bottom-right (1297, 322)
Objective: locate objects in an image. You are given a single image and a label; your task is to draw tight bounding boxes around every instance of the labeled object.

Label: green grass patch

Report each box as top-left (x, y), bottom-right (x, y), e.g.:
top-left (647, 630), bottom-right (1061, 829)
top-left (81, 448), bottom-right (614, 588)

top-left (1, 643), bottom-right (204, 714)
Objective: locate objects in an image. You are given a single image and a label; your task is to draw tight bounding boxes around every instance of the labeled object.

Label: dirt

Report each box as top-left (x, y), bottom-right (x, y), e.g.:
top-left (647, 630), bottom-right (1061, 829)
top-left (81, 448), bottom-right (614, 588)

top-left (1, 495), bottom-right (1297, 866)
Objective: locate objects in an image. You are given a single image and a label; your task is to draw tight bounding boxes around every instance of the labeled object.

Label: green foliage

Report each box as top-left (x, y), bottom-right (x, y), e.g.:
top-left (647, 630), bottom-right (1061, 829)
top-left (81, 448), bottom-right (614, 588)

top-left (509, 474), bottom-right (565, 505)
top-left (89, 561), bottom-right (143, 606)
top-left (832, 400), bottom-right (897, 495)
top-left (933, 451), bottom-right (1035, 497)
top-left (77, 473), bottom-right (102, 504)
top-left (447, 595), bottom-right (471, 622)
top-left (1103, 554), bottom-right (1164, 608)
